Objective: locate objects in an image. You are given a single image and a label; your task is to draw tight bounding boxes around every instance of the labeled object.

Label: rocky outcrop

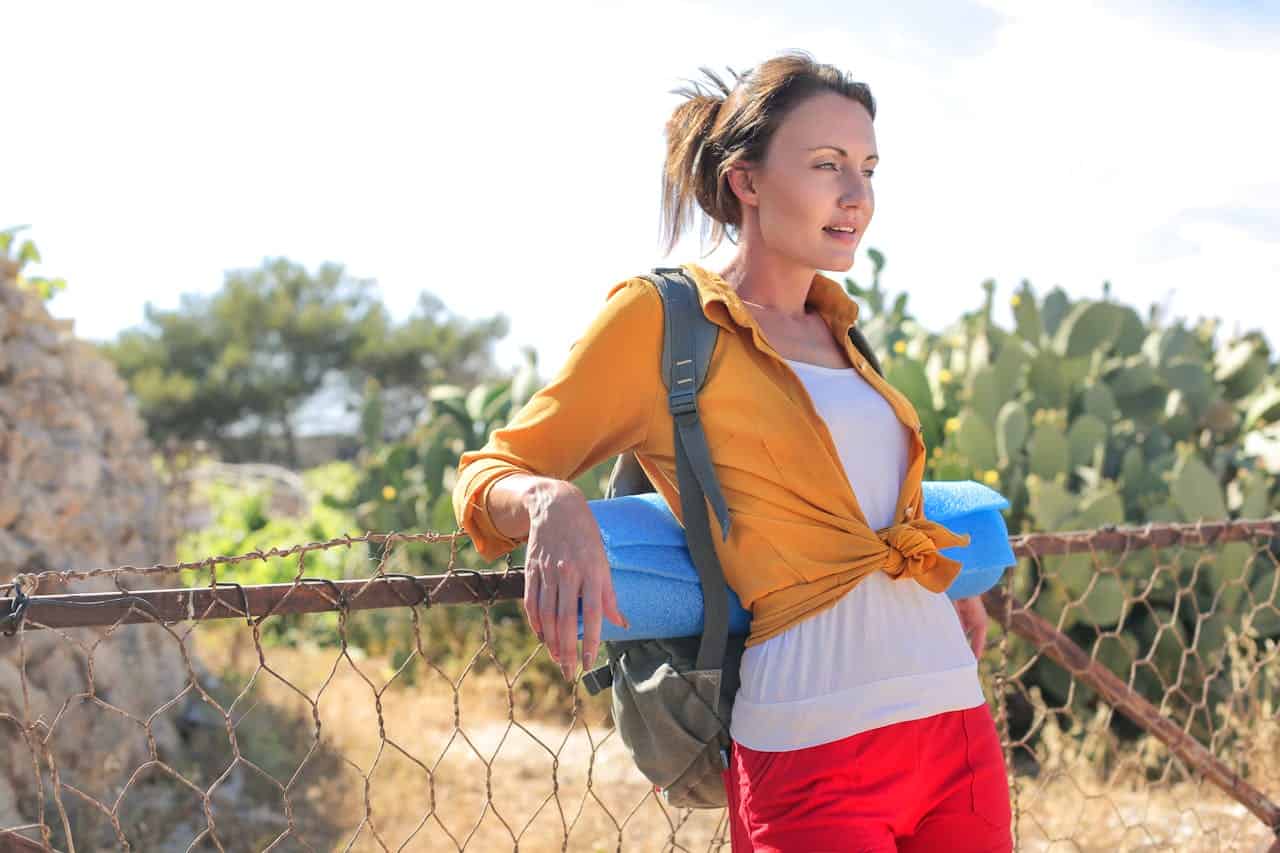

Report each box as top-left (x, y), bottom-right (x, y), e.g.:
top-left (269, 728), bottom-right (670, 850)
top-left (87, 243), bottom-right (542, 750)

top-left (0, 258), bottom-right (187, 836)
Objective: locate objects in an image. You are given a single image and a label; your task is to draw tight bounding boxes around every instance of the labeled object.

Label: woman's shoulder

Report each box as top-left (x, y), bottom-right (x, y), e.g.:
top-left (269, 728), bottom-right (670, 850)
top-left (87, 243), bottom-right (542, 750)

top-left (591, 274), bottom-right (666, 330)
top-left (566, 274), bottom-right (665, 358)
top-left (604, 273), bottom-right (663, 304)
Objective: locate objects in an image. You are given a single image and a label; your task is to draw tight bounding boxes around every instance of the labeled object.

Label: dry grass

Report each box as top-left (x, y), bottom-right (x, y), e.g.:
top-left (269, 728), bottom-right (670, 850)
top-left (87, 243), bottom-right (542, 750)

top-left (56, 616), bottom-right (1276, 852)
top-left (174, 625), bottom-right (729, 852)
top-left (1005, 632), bottom-right (1280, 853)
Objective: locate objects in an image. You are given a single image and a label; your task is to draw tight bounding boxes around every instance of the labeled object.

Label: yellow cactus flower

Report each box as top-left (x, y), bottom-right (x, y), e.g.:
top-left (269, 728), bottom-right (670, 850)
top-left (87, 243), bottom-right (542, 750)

top-left (938, 368), bottom-right (954, 384)
top-left (983, 469), bottom-right (1000, 485)
top-left (382, 485), bottom-right (397, 501)
top-left (1011, 294), bottom-right (1022, 308)
top-left (944, 417), bottom-right (960, 433)
top-left (893, 339), bottom-right (907, 354)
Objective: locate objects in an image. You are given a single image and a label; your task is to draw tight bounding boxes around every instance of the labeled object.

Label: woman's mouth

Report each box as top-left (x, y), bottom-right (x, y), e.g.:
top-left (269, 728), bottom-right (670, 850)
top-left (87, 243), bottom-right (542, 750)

top-left (823, 226), bottom-right (858, 244)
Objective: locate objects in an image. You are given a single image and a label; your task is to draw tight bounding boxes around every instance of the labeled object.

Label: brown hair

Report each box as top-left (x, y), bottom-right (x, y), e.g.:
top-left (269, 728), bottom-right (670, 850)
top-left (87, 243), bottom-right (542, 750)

top-left (660, 50), bottom-right (876, 255)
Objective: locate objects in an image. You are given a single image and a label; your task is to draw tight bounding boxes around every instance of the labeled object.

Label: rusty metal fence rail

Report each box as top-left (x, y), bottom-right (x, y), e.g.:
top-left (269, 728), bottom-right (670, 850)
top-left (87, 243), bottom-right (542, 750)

top-left (2, 518), bottom-right (1279, 852)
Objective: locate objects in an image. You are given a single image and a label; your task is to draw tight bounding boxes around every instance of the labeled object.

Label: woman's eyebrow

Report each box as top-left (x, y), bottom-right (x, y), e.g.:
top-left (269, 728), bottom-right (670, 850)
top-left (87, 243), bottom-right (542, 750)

top-left (807, 145), bottom-right (879, 163)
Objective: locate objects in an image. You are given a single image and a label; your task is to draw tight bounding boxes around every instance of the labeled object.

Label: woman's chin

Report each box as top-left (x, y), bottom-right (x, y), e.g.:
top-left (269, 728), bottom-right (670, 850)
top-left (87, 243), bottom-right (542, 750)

top-left (819, 251), bottom-right (857, 273)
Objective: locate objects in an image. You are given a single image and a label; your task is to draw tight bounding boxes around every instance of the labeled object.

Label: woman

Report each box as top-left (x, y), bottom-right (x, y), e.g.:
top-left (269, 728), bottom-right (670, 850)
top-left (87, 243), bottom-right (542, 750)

top-left (452, 51), bottom-right (1013, 852)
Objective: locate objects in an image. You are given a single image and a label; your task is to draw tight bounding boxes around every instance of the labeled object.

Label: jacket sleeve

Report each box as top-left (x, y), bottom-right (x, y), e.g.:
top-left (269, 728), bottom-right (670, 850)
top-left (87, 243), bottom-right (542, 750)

top-left (451, 277), bottom-right (665, 560)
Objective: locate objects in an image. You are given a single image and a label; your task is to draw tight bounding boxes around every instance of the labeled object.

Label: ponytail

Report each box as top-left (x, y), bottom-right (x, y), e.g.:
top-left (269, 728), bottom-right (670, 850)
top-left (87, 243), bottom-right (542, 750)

top-left (660, 66), bottom-right (737, 257)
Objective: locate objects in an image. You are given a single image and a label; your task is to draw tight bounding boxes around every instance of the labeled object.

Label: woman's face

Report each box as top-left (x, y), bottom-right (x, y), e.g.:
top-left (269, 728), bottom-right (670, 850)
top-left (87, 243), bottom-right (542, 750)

top-left (736, 90), bottom-right (877, 273)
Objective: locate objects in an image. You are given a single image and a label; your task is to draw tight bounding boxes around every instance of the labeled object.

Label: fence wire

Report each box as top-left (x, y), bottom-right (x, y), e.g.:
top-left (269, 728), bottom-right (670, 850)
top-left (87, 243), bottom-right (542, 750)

top-left (2, 518), bottom-right (1279, 852)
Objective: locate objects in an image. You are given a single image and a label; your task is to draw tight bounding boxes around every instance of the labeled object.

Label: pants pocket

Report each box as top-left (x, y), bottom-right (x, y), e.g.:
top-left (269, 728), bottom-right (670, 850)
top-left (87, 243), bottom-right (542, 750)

top-left (960, 704), bottom-right (1013, 831)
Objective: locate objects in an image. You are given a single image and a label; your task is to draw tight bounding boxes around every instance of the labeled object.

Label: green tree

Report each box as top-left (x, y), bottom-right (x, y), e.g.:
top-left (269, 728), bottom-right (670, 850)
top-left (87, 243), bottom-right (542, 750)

top-left (353, 290), bottom-right (511, 438)
top-left (101, 257), bottom-right (507, 465)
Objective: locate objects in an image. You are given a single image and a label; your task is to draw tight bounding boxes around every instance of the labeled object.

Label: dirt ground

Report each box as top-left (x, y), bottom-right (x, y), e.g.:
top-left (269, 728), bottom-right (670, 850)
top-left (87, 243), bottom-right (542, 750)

top-left (38, 626), bottom-right (1279, 852)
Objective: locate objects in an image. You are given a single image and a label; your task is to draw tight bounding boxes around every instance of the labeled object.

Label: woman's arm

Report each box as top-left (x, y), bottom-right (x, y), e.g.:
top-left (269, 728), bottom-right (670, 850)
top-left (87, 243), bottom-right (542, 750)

top-left (954, 595), bottom-right (988, 659)
top-left (451, 278), bottom-right (662, 680)
top-left (485, 473), bottom-right (628, 681)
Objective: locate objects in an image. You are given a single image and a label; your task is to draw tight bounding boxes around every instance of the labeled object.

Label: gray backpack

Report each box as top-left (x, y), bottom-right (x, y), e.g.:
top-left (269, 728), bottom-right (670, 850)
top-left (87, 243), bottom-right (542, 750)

top-left (581, 267), bottom-right (883, 809)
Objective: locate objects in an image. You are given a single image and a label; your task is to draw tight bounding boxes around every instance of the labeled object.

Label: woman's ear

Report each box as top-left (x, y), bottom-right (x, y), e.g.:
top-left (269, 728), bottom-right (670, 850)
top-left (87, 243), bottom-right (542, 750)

top-left (726, 164), bottom-right (759, 209)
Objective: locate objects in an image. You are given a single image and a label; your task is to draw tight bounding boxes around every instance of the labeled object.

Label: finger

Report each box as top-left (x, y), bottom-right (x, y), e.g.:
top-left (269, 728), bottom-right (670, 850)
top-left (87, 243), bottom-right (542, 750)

top-left (539, 573), bottom-right (559, 666)
top-left (524, 567), bottom-right (544, 644)
top-left (580, 576), bottom-right (603, 673)
top-left (601, 576), bottom-right (629, 630)
top-left (557, 575), bottom-right (581, 681)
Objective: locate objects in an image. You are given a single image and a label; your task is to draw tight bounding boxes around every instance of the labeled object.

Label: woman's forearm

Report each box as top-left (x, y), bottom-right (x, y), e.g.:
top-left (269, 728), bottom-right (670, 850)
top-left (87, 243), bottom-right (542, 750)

top-left (485, 473), bottom-right (583, 542)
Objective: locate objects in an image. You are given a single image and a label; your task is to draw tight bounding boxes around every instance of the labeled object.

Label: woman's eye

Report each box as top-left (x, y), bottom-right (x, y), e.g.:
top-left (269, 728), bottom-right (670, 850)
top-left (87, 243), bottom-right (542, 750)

top-left (817, 162), bottom-right (839, 171)
top-left (864, 170), bottom-right (876, 178)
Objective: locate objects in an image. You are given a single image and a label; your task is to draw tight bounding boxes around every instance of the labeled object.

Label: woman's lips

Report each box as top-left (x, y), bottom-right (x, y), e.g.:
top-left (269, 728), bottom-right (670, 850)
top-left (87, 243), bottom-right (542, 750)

top-left (823, 227), bottom-right (858, 244)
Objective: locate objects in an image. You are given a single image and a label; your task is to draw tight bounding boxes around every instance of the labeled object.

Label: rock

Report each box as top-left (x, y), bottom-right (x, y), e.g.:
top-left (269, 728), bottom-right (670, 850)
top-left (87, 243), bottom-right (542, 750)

top-left (1, 267), bottom-right (187, 841)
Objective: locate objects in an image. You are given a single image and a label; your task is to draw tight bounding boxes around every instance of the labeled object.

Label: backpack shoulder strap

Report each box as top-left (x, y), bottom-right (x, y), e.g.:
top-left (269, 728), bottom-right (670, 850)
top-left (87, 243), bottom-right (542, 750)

top-left (599, 267), bottom-right (731, 676)
top-left (648, 266), bottom-right (732, 674)
top-left (604, 268), bottom-right (720, 501)
top-left (848, 323), bottom-right (883, 376)
top-left (641, 267), bottom-right (730, 539)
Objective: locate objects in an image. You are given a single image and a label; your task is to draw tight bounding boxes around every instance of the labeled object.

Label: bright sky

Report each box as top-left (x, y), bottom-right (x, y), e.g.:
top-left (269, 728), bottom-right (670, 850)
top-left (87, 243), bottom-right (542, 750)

top-left (5, 0), bottom-right (1279, 381)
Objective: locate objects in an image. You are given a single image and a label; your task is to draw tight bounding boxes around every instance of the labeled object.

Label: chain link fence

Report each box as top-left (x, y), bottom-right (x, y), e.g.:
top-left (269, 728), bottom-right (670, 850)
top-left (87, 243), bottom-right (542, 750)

top-left (2, 518), bottom-right (1279, 852)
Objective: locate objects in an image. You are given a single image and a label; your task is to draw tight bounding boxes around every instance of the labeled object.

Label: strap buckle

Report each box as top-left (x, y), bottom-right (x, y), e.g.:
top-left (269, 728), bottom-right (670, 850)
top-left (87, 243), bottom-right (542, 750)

top-left (669, 389), bottom-right (697, 417)
top-left (582, 664), bottom-right (614, 696)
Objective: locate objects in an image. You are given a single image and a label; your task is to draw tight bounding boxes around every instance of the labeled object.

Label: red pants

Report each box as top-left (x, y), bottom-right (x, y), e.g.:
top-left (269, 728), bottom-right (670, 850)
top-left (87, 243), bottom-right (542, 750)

top-left (723, 704), bottom-right (1013, 852)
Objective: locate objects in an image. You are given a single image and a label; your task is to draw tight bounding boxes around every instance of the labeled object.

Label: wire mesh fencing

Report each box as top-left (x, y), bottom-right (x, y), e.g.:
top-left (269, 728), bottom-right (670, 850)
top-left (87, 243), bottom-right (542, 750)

top-left (2, 518), bottom-right (1279, 852)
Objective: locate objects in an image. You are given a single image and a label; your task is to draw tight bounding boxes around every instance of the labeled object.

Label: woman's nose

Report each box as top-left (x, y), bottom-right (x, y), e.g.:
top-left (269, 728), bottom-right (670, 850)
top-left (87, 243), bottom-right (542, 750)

top-left (839, 186), bottom-right (870, 208)
top-left (839, 174), bottom-right (872, 208)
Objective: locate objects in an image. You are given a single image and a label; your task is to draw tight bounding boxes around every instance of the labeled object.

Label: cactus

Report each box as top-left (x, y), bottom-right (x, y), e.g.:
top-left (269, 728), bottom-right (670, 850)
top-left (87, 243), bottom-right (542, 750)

top-left (1111, 305), bottom-right (1147, 358)
top-left (1093, 630), bottom-right (1140, 682)
top-left (1106, 358), bottom-right (1159, 397)
top-left (1011, 280), bottom-right (1042, 345)
top-left (955, 407), bottom-right (999, 472)
top-left (1160, 361), bottom-right (1214, 415)
top-left (1170, 451), bottom-right (1228, 522)
top-left (1027, 350), bottom-right (1071, 409)
top-left (1082, 381), bottom-right (1118, 424)
top-left (1246, 569), bottom-right (1280, 637)
top-left (1242, 383), bottom-right (1280, 432)
top-left (1067, 414), bottom-right (1108, 472)
top-left (1143, 324), bottom-right (1202, 365)
top-left (1162, 391), bottom-right (1196, 441)
top-left (1041, 286), bottom-right (1071, 338)
top-left (992, 337), bottom-right (1031, 392)
top-left (1052, 301), bottom-right (1126, 359)
top-left (1133, 607), bottom-right (1189, 697)
top-left (883, 355), bottom-right (933, 418)
top-left (966, 365), bottom-right (1002, 424)
top-left (1214, 335), bottom-right (1270, 400)
top-left (996, 401), bottom-right (1029, 465)
top-left (836, 253), bottom-right (1280, 736)
top-left (1027, 421), bottom-right (1070, 481)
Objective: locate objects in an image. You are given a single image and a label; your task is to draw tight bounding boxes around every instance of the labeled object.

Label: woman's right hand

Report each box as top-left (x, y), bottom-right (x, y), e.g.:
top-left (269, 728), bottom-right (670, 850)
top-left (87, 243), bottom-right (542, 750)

top-left (522, 480), bottom-right (629, 681)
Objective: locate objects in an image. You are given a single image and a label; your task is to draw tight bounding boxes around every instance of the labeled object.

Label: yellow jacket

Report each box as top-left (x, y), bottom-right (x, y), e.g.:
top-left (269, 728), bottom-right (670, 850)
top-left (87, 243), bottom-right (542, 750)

top-left (452, 263), bottom-right (970, 647)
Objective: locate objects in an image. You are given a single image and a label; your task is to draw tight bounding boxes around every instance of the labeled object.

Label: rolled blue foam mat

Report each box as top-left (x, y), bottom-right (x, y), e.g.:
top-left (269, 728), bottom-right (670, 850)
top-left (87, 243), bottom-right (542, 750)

top-left (580, 481), bottom-right (1015, 641)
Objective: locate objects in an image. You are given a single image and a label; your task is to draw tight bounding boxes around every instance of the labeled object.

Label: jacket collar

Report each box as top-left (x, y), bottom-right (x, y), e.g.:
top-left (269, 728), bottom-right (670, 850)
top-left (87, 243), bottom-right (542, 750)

top-left (678, 262), bottom-right (861, 339)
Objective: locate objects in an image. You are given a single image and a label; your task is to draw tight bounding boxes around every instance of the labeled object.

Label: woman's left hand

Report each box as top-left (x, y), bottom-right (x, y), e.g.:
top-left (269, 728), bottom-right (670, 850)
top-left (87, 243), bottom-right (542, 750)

top-left (954, 595), bottom-right (988, 659)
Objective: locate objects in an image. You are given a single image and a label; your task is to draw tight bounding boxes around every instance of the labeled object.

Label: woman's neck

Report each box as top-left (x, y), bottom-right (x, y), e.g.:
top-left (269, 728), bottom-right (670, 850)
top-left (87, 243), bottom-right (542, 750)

top-left (717, 246), bottom-right (816, 321)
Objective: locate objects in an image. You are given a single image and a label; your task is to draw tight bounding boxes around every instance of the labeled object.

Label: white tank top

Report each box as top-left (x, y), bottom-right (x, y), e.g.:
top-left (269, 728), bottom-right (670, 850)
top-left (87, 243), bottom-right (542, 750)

top-left (728, 358), bottom-right (985, 752)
